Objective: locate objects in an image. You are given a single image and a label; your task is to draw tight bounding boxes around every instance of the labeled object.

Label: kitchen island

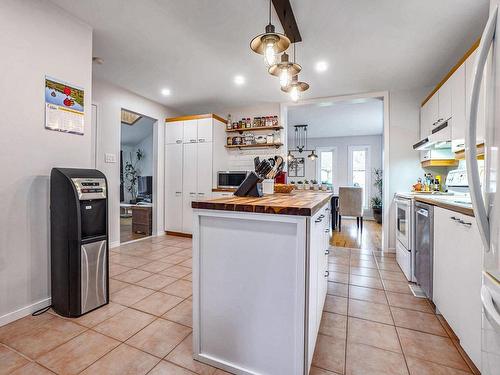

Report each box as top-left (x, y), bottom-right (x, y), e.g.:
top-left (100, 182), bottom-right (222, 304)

top-left (191, 191), bottom-right (332, 375)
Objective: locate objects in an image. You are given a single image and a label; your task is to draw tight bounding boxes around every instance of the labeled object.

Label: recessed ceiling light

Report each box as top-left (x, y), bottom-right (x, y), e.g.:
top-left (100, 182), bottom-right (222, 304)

top-left (234, 75), bottom-right (245, 86)
top-left (161, 88), bottom-right (171, 96)
top-left (315, 61), bottom-right (328, 73)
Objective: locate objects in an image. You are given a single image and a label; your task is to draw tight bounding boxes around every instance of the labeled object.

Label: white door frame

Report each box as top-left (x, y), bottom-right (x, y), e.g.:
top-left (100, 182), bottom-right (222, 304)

top-left (347, 144), bottom-right (371, 209)
top-left (280, 91), bottom-right (390, 252)
top-left (315, 146), bottom-right (338, 189)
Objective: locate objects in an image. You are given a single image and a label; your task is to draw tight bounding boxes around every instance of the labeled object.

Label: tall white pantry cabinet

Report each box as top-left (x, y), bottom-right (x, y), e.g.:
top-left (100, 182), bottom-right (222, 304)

top-left (164, 114), bottom-right (227, 234)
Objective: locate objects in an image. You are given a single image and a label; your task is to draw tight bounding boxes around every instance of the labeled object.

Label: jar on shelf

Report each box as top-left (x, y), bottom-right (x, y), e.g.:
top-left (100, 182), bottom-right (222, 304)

top-left (245, 133), bottom-right (254, 145)
top-left (273, 116), bottom-right (278, 127)
top-left (227, 136), bottom-right (233, 145)
top-left (266, 134), bottom-right (274, 144)
top-left (273, 131), bottom-right (280, 144)
top-left (226, 114), bottom-right (232, 130)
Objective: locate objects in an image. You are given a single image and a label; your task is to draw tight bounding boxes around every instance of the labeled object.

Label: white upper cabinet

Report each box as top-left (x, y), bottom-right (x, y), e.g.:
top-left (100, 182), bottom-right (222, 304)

top-left (183, 119), bottom-right (198, 144)
top-left (197, 118), bottom-right (213, 143)
top-left (420, 102), bottom-right (430, 139)
top-left (438, 79), bottom-right (452, 124)
top-left (451, 63), bottom-right (466, 152)
top-left (465, 50), bottom-right (486, 145)
top-left (427, 93), bottom-right (439, 131)
top-left (166, 120), bottom-right (183, 144)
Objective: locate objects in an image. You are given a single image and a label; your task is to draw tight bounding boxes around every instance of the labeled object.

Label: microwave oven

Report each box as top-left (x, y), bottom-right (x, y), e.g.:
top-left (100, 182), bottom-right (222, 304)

top-left (217, 171), bottom-right (248, 188)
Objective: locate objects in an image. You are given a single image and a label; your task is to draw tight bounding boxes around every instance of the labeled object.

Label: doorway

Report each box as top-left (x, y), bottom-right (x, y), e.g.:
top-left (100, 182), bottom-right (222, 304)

top-left (282, 93), bottom-right (388, 252)
top-left (120, 109), bottom-right (156, 243)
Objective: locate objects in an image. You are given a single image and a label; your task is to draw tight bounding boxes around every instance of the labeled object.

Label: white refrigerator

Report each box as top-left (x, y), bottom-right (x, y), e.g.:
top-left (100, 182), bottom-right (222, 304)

top-left (467, 1), bottom-right (500, 373)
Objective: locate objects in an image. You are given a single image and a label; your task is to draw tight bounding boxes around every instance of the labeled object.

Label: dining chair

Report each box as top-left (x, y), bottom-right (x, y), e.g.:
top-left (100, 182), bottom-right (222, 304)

top-left (338, 186), bottom-right (364, 232)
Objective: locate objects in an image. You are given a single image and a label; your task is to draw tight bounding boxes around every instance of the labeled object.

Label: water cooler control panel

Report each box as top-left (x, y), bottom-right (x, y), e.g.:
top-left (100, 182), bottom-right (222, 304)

top-left (71, 178), bottom-right (107, 200)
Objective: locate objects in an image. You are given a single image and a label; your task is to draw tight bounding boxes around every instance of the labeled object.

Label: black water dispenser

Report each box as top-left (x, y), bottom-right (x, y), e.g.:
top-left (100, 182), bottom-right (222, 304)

top-left (50, 168), bottom-right (109, 317)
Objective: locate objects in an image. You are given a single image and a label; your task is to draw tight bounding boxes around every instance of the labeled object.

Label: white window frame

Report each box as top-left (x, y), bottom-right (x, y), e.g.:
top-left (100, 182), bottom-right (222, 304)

top-left (347, 145), bottom-right (371, 209)
top-left (316, 147), bottom-right (338, 190)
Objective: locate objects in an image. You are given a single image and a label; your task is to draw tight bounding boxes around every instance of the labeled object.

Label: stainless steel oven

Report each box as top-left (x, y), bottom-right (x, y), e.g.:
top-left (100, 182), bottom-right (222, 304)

top-left (217, 171), bottom-right (248, 189)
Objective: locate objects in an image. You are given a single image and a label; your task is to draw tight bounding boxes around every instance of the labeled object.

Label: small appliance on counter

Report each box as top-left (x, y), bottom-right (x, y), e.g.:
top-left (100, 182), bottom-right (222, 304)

top-left (50, 168), bottom-right (109, 317)
top-left (217, 171), bottom-right (249, 189)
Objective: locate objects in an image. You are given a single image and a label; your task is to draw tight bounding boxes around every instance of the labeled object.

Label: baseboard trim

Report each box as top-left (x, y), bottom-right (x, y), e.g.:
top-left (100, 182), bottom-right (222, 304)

top-left (109, 240), bottom-right (120, 249)
top-left (0, 297), bottom-right (51, 327)
top-left (165, 231), bottom-right (192, 238)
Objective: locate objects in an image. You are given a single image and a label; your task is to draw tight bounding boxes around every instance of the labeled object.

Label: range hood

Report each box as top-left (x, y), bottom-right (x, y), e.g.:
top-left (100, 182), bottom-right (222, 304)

top-left (413, 120), bottom-right (451, 151)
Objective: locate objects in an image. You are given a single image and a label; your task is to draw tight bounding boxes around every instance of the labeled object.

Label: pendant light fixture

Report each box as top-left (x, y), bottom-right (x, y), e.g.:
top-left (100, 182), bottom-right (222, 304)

top-left (280, 43), bottom-right (309, 101)
top-left (268, 51), bottom-right (301, 88)
top-left (294, 124), bottom-right (308, 152)
top-left (250, 0), bottom-right (291, 67)
top-left (282, 75), bottom-right (310, 102)
top-left (308, 150), bottom-right (318, 160)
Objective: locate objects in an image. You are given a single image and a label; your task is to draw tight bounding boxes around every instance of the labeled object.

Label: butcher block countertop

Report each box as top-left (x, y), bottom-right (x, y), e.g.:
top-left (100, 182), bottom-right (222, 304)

top-left (414, 196), bottom-right (474, 217)
top-left (192, 191), bottom-right (333, 216)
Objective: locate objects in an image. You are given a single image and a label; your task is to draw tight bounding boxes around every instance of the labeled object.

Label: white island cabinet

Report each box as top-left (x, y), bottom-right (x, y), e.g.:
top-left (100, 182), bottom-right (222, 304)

top-left (191, 192), bottom-right (331, 375)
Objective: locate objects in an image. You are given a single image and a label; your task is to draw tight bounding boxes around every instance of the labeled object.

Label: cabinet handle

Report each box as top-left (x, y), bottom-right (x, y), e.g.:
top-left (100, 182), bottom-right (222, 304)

top-left (319, 214), bottom-right (325, 219)
top-left (198, 138), bottom-right (205, 142)
top-left (176, 140), bottom-right (182, 144)
top-left (315, 218), bottom-right (323, 223)
top-left (325, 249), bottom-right (330, 255)
top-left (450, 216), bottom-right (459, 222)
top-left (324, 229), bottom-right (330, 233)
top-left (198, 192), bottom-right (205, 195)
top-left (190, 139), bottom-right (197, 143)
top-left (324, 270), bottom-right (329, 278)
top-left (459, 219), bottom-right (472, 227)
top-left (189, 192), bottom-right (196, 195)
top-left (175, 191), bottom-right (182, 194)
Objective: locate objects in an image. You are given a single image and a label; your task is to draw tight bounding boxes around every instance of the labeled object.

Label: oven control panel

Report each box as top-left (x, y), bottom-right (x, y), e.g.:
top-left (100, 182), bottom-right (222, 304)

top-left (71, 178), bottom-right (107, 200)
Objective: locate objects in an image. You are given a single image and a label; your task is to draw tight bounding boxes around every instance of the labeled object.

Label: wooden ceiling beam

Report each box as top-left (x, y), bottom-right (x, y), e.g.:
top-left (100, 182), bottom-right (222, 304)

top-left (272, 0), bottom-right (302, 43)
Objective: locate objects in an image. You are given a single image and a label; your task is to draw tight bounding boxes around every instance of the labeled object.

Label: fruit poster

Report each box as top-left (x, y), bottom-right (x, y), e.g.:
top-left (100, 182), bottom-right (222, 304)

top-left (45, 77), bottom-right (84, 135)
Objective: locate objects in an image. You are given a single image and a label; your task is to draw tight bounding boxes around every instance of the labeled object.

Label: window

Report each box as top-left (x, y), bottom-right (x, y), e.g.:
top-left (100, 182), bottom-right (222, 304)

top-left (348, 145), bottom-right (370, 208)
top-left (317, 147), bottom-right (337, 190)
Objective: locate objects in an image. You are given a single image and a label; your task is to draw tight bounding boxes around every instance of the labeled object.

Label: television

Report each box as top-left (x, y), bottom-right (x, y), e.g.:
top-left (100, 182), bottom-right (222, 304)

top-left (138, 176), bottom-right (152, 196)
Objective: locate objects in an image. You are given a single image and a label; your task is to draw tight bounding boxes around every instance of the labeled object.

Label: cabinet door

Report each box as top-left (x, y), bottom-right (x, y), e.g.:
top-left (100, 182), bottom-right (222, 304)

top-left (427, 94), bottom-right (439, 131)
top-left (183, 119), bottom-right (198, 144)
top-left (433, 207), bottom-right (482, 367)
top-left (451, 63), bottom-right (466, 152)
top-left (197, 118), bottom-right (213, 143)
top-left (165, 144), bottom-right (183, 231)
top-left (420, 103), bottom-right (430, 139)
top-left (438, 79), bottom-right (452, 123)
top-left (466, 51), bottom-right (486, 145)
top-left (165, 121), bottom-right (183, 144)
top-left (196, 142), bottom-right (213, 200)
top-left (182, 143), bottom-right (197, 233)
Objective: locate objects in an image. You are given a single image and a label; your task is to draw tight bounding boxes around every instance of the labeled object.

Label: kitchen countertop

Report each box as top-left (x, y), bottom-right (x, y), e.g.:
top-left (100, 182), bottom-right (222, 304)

top-left (212, 187), bottom-right (237, 192)
top-left (192, 190), bottom-right (333, 216)
top-left (395, 192), bottom-right (474, 217)
top-left (414, 196), bottom-right (474, 217)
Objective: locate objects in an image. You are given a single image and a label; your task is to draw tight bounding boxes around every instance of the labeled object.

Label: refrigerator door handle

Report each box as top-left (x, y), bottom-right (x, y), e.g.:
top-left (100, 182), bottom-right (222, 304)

top-left (481, 284), bottom-right (500, 331)
top-left (466, 5), bottom-right (497, 252)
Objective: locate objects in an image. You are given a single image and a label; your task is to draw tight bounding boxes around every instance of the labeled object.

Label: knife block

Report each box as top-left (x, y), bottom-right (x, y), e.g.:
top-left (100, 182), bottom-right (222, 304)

top-left (234, 172), bottom-right (263, 197)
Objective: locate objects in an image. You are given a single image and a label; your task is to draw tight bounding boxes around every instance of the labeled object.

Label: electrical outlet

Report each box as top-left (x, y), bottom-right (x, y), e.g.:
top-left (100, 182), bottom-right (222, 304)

top-left (105, 153), bottom-right (116, 163)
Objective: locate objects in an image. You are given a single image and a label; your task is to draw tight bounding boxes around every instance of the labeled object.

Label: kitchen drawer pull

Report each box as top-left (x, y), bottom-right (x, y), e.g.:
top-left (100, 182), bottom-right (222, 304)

top-left (176, 140), bottom-right (182, 144)
top-left (324, 270), bottom-right (329, 278)
top-left (190, 139), bottom-right (197, 143)
top-left (325, 249), bottom-right (330, 255)
top-left (198, 138), bottom-right (205, 142)
top-left (175, 191), bottom-right (182, 194)
top-left (315, 218), bottom-right (323, 223)
top-left (459, 219), bottom-right (472, 227)
top-left (198, 193), bottom-right (205, 195)
top-left (189, 192), bottom-right (196, 195)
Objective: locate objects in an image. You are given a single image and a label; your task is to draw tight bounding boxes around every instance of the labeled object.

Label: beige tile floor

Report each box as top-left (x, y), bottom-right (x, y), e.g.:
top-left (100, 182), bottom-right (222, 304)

top-left (0, 236), bottom-right (478, 375)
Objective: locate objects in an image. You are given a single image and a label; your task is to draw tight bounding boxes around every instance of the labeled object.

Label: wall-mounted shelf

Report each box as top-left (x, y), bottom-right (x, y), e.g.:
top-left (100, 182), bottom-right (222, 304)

top-left (421, 159), bottom-right (459, 168)
top-left (225, 143), bottom-right (283, 150)
top-left (225, 126), bottom-right (283, 133)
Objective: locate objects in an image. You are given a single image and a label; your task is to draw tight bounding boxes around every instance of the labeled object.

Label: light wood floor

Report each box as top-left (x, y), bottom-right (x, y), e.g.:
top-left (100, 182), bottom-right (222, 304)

top-left (120, 217), bottom-right (149, 243)
top-left (331, 218), bottom-right (382, 252)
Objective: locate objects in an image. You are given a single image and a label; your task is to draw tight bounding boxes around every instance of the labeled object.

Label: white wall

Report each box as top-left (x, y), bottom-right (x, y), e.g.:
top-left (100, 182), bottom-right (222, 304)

top-left (287, 135), bottom-right (383, 217)
top-left (215, 103), bottom-right (284, 172)
top-left (387, 88), bottom-right (429, 250)
top-left (93, 79), bottom-right (180, 246)
top-left (0, 0), bottom-right (93, 324)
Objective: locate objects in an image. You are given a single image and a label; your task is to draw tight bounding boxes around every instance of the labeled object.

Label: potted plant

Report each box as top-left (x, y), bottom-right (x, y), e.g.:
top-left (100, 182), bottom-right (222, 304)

top-left (296, 180), bottom-right (304, 190)
top-left (124, 148), bottom-right (144, 203)
top-left (304, 179), bottom-right (310, 190)
top-left (371, 168), bottom-right (383, 223)
top-left (311, 179), bottom-right (319, 190)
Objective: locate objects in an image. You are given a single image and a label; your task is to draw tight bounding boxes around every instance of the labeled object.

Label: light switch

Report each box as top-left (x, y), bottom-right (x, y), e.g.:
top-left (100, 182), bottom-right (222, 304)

top-left (105, 153), bottom-right (116, 163)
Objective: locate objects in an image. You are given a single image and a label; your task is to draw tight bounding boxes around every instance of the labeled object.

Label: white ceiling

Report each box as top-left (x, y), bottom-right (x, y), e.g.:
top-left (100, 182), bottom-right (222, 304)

top-left (50, 0), bottom-right (489, 114)
top-left (121, 116), bottom-right (155, 146)
top-left (288, 98), bottom-right (384, 138)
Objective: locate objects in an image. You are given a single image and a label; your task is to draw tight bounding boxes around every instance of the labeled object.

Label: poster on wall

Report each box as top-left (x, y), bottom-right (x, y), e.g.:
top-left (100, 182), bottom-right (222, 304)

top-left (288, 157), bottom-right (305, 177)
top-left (45, 76), bottom-right (84, 135)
